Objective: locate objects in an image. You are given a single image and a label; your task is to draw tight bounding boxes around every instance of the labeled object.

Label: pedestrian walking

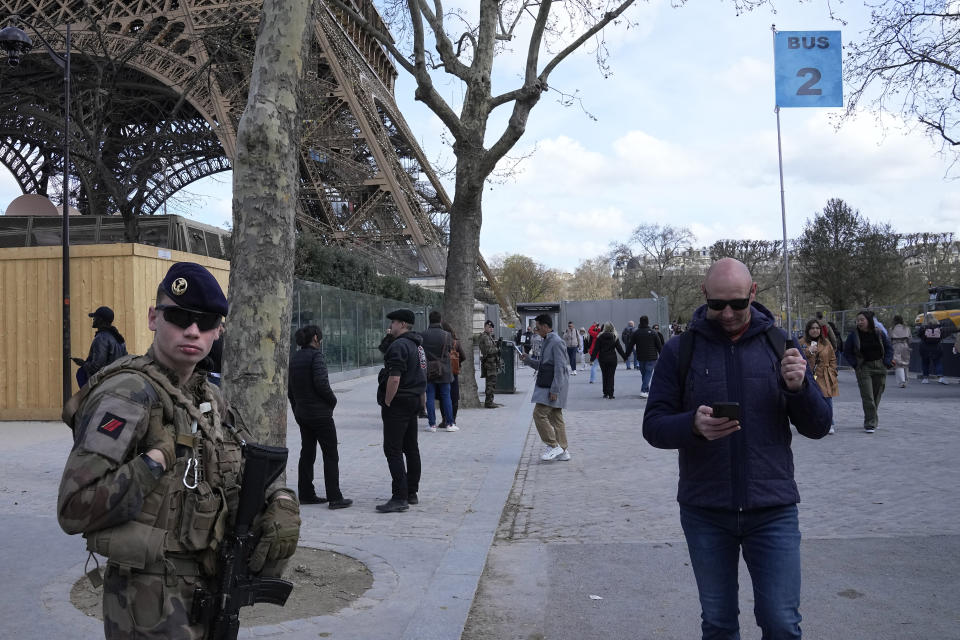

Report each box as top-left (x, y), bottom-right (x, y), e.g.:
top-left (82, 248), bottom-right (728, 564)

top-left (643, 258), bottom-right (831, 640)
top-left (563, 321), bottom-right (580, 375)
top-left (520, 314), bottom-right (571, 462)
top-left (591, 322), bottom-right (627, 399)
top-left (799, 318), bottom-right (839, 434)
top-left (479, 320), bottom-right (502, 408)
top-left (889, 315), bottom-right (912, 388)
top-left (843, 310), bottom-right (894, 433)
top-left (918, 313), bottom-right (949, 384)
top-left (58, 262), bottom-right (301, 638)
top-left (72, 305), bottom-right (127, 387)
top-left (288, 325), bottom-right (352, 509)
top-left (626, 315), bottom-right (662, 398)
top-left (621, 320), bottom-right (637, 370)
top-left (376, 308), bottom-right (427, 512)
top-left (422, 311), bottom-right (457, 432)
top-left (439, 321), bottom-right (467, 427)
top-left (587, 321), bottom-right (602, 383)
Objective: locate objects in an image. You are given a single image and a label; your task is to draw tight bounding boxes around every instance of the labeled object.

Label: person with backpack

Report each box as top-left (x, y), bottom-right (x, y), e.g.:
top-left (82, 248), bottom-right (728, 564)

top-left (642, 258), bottom-right (831, 639)
top-left (439, 321), bottom-right (467, 427)
top-left (421, 311), bottom-right (457, 432)
top-left (843, 310), bottom-right (894, 433)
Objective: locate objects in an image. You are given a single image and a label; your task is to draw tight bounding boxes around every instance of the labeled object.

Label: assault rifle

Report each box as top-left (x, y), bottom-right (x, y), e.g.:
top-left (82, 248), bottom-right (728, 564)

top-left (190, 443), bottom-right (294, 640)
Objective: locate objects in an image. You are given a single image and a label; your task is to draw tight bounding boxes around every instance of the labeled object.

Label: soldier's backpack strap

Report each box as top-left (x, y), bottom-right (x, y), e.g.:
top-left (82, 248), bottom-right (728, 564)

top-left (62, 355), bottom-right (140, 431)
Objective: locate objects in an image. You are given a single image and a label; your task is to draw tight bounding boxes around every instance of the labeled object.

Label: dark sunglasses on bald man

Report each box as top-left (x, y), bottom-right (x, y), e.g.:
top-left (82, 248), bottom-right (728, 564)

top-left (156, 305), bottom-right (222, 331)
top-left (706, 298), bottom-right (751, 311)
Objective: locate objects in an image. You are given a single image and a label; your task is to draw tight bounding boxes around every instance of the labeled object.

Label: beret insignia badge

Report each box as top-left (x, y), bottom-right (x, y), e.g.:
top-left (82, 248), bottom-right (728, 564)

top-left (171, 277), bottom-right (188, 296)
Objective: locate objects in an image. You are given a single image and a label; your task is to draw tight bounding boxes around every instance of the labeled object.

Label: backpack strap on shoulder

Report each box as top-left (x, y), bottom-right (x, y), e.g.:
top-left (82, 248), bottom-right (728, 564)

top-left (676, 331), bottom-right (695, 404)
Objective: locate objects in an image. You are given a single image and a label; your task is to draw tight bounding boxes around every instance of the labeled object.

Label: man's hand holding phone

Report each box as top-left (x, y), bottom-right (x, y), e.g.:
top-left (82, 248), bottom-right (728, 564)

top-left (694, 403), bottom-right (741, 440)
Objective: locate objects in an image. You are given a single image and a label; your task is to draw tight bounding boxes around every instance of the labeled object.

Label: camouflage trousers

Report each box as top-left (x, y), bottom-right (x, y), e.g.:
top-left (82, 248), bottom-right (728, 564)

top-left (483, 373), bottom-right (497, 406)
top-left (103, 563), bottom-right (210, 639)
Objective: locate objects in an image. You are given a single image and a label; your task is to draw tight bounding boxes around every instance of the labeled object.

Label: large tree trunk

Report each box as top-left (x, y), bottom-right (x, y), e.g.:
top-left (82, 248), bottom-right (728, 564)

top-left (444, 147), bottom-right (486, 409)
top-left (222, 0), bottom-right (314, 446)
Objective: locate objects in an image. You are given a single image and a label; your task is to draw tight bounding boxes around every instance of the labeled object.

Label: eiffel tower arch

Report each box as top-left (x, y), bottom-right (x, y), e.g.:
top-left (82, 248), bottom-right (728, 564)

top-left (0, 0), bottom-right (451, 276)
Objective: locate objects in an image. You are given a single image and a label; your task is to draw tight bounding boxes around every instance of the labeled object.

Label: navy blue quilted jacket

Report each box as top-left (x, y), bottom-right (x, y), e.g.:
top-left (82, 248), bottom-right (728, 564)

top-left (642, 302), bottom-right (831, 510)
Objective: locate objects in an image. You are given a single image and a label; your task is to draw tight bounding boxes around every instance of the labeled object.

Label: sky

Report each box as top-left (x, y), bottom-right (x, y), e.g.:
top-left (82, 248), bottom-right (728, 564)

top-left (4, 0), bottom-right (959, 273)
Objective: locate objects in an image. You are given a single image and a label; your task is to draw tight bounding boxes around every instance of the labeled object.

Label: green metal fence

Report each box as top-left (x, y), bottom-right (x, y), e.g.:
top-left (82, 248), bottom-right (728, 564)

top-left (291, 279), bottom-right (439, 373)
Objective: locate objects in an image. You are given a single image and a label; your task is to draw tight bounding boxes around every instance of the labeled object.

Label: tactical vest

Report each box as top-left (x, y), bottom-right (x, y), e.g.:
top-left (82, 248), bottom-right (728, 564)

top-left (65, 355), bottom-right (247, 576)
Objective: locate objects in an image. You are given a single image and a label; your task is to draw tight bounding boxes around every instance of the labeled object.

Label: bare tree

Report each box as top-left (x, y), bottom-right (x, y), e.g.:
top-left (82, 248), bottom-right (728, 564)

top-left (567, 256), bottom-right (617, 301)
top-left (326, 0), bottom-right (776, 406)
top-left (222, 0), bottom-right (315, 445)
top-left (709, 239), bottom-right (783, 295)
top-left (844, 0), bottom-right (960, 171)
top-left (491, 253), bottom-right (562, 306)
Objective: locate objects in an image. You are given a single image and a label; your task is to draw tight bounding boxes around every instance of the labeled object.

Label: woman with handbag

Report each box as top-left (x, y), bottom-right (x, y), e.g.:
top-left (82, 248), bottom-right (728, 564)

top-left (799, 318), bottom-right (838, 434)
top-left (439, 321), bottom-right (468, 428)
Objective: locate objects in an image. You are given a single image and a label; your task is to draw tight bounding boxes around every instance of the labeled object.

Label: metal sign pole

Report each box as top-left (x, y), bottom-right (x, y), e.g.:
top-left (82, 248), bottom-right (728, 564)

top-left (772, 24), bottom-right (792, 335)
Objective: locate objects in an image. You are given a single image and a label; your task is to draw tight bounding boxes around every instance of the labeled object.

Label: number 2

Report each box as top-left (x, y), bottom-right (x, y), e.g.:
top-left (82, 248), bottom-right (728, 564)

top-left (796, 67), bottom-right (822, 96)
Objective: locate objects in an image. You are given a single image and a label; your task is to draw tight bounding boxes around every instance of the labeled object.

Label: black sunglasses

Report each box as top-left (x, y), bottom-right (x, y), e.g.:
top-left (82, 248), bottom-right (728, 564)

top-left (706, 298), bottom-right (751, 311)
top-left (156, 305), bottom-right (222, 331)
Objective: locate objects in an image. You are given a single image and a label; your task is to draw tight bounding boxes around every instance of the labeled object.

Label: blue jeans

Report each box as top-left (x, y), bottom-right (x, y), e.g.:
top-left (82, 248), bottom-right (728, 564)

top-left (567, 346), bottom-right (578, 371)
top-left (425, 382), bottom-right (453, 426)
top-left (625, 350), bottom-right (636, 369)
top-left (589, 358), bottom-right (599, 382)
top-left (680, 503), bottom-right (802, 640)
top-left (638, 359), bottom-right (656, 392)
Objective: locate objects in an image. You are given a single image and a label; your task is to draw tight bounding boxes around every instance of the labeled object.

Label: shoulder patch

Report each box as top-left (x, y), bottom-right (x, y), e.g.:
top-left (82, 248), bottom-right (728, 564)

top-left (96, 413), bottom-right (127, 439)
top-left (79, 393), bottom-right (148, 464)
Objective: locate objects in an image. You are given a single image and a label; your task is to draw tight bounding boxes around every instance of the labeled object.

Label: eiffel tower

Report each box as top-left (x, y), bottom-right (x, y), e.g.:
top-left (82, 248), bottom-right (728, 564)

top-left (0, 0), bottom-right (450, 276)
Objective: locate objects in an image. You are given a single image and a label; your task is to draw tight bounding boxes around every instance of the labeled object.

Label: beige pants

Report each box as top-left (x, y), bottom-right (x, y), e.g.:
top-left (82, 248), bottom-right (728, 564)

top-left (532, 403), bottom-right (567, 449)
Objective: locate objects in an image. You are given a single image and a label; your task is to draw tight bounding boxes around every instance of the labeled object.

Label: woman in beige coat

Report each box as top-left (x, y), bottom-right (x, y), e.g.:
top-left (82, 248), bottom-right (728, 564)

top-left (799, 318), bottom-right (838, 433)
top-left (889, 315), bottom-right (913, 388)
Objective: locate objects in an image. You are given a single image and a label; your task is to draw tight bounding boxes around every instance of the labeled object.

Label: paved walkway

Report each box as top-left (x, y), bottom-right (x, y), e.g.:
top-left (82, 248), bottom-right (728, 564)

top-left (1, 357), bottom-right (958, 639)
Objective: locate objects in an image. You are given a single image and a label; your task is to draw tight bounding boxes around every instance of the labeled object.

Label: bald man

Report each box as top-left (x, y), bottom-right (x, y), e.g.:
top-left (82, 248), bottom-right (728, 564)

top-left (643, 258), bottom-right (831, 639)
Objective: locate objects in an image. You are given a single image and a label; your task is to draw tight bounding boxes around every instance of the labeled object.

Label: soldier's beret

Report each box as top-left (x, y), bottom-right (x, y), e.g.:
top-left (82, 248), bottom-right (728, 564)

top-left (160, 262), bottom-right (229, 316)
top-left (386, 308), bottom-right (415, 325)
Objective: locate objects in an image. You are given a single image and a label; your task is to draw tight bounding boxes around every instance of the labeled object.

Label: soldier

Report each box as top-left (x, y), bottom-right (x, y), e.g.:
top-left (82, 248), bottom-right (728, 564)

top-left (478, 319), bottom-right (502, 408)
top-left (57, 262), bottom-right (301, 639)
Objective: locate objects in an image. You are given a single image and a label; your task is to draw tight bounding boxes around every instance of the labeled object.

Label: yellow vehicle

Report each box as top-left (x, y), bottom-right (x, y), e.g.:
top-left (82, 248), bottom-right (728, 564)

top-left (915, 286), bottom-right (960, 329)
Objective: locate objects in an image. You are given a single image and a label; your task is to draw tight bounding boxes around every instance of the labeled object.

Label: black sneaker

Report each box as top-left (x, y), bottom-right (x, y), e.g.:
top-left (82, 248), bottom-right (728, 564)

top-left (300, 495), bottom-right (328, 505)
top-left (407, 493), bottom-right (419, 505)
top-left (376, 498), bottom-right (409, 513)
top-left (328, 498), bottom-right (353, 510)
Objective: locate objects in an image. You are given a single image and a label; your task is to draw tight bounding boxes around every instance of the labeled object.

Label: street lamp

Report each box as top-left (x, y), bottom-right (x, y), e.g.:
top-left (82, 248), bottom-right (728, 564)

top-left (0, 15), bottom-right (73, 404)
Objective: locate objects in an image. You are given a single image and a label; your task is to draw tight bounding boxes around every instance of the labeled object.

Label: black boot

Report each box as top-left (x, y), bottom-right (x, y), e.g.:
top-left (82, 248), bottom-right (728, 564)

top-left (376, 498), bottom-right (409, 513)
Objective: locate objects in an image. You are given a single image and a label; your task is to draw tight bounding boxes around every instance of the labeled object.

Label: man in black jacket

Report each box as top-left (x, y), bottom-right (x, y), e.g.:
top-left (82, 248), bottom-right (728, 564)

top-left (288, 326), bottom-right (351, 509)
top-left (421, 311), bottom-right (457, 431)
top-left (73, 306), bottom-right (127, 387)
top-left (376, 309), bottom-right (427, 513)
top-left (626, 316), bottom-right (662, 398)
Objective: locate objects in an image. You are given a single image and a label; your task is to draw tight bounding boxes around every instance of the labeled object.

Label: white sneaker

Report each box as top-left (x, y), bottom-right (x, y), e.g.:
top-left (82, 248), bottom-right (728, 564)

top-left (571, 370), bottom-right (577, 375)
top-left (425, 425), bottom-right (437, 432)
top-left (439, 424), bottom-right (459, 432)
top-left (540, 445), bottom-right (564, 461)
top-left (557, 449), bottom-right (571, 461)
top-left (639, 392), bottom-right (649, 399)
top-left (921, 378), bottom-right (930, 384)
top-left (938, 377), bottom-right (949, 385)
top-left (828, 426), bottom-right (836, 434)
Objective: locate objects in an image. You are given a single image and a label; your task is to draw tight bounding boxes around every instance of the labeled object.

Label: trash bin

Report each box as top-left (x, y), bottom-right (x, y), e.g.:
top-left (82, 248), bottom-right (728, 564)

top-left (496, 340), bottom-right (517, 394)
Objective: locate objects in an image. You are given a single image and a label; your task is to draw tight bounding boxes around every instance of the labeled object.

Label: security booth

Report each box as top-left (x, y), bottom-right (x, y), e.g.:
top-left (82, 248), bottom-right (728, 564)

top-left (517, 302), bottom-right (560, 334)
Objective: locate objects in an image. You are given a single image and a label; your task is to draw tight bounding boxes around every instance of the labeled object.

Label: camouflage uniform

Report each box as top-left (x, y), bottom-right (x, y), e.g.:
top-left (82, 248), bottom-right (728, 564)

top-left (478, 332), bottom-right (501, 407)
top-left (58, 348), bottom-right (296, 639)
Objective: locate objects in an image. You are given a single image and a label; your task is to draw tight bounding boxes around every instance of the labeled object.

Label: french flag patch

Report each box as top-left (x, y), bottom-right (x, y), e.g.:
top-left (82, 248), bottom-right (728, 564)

top-left (96, 413), bottom-right (127, 439)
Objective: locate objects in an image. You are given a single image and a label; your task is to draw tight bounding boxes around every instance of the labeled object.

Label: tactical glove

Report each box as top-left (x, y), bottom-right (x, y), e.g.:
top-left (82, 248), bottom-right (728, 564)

top-left (249, 491), bottom-right (301, 573)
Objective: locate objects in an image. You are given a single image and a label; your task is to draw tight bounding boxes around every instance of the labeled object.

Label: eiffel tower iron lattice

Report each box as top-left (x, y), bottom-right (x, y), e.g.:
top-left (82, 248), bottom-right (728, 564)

top-left (0, 0), bottom-right (453, 276)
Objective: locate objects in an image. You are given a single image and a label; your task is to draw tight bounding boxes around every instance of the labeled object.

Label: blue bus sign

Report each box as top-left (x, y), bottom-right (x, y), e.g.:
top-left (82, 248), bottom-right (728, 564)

top-left (774, 31), bottom-right (842, 108)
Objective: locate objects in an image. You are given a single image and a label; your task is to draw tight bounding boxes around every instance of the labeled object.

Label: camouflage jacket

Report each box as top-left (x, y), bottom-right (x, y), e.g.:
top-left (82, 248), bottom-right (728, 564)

top-left (57, 349), bottom-right (278, 574)
top-left (478, 332), bottom-right (500, 376)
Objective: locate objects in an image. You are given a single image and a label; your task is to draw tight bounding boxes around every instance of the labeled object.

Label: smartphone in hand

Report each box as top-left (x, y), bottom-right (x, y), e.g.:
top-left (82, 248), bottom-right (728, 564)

top-left (711, 402), bottom-right (740, 421)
